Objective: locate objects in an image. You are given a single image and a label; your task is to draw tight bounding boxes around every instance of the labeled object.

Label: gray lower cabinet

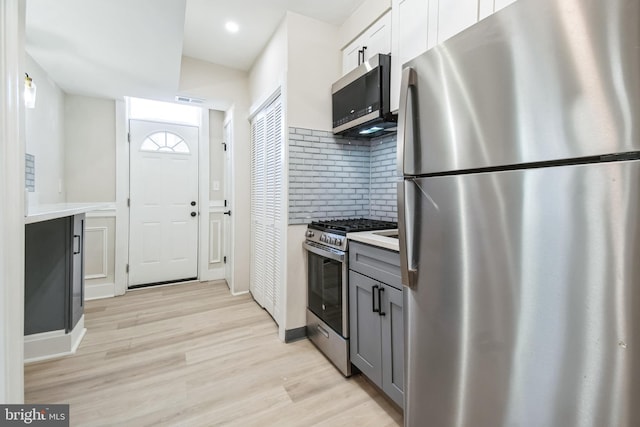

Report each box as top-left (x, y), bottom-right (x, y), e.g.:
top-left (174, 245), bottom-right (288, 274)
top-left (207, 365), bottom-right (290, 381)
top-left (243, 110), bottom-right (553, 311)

top-left (349, 241), bottom-right (404, 407)
top-left (25, 213), bottom-right (85, 335)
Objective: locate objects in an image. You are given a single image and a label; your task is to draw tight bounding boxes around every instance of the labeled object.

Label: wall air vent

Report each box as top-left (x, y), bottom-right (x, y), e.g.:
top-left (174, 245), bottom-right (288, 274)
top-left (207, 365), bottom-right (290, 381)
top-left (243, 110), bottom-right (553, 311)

top-left (175, 95), bottom-right (205, 104)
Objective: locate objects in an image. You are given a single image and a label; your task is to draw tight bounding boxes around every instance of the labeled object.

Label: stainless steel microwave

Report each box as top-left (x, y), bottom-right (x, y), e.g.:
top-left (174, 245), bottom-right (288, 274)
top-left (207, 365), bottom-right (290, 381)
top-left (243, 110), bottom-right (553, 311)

top-left (331, 54), bottom-right (397, 138)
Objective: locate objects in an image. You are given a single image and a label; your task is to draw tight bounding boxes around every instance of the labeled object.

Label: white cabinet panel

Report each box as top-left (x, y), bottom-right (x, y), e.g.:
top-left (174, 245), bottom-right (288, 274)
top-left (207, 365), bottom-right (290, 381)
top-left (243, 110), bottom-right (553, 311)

top-left (363, 11), bottom-right (392, 60)
top-left (391, 0), bottom-right (429, 112)
top-left (342, 42), bottom-right (362, 75)
top-left (437, 0), bottom-right (478, 44)
top-left (398, 0), bottom-right (429, 66)
top-left (478, 0), bottom-right (494, 20)
top-left (495, 0), bottom-right (517, 12)
top-left (341, 11), bottom-right (392, 75)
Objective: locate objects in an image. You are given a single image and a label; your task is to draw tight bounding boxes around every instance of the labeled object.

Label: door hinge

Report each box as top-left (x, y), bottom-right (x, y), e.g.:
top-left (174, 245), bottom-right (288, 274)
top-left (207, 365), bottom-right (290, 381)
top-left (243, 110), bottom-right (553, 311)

top-left (126, 264), bottom-right (129, 273)
top-left (127, 198), bottom-right (130, 207)
top-left (127, 132), bottom-right (131, 143)
top-left (223, 256), bottom-right (227, 264)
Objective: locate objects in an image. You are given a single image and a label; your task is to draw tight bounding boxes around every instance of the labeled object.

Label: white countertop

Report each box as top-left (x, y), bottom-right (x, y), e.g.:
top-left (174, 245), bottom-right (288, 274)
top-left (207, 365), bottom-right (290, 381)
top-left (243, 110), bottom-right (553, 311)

top-left (25, 203), bottom-right (109, 224)
top-left (347, 229), bottom-right (399, 252)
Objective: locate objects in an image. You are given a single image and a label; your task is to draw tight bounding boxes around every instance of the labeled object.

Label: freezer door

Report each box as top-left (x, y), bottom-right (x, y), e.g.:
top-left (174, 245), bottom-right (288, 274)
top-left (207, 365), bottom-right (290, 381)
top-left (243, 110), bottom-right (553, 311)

top-left (398, 0), bottom-right (640, 176)
top-left (401, 160), bottom-right (640, 426)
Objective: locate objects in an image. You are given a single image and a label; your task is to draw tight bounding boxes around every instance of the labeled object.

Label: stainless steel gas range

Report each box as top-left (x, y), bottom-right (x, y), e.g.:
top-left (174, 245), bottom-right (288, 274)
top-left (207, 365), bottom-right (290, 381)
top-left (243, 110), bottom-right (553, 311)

top-left (303, 218), bottom-right (397, 376)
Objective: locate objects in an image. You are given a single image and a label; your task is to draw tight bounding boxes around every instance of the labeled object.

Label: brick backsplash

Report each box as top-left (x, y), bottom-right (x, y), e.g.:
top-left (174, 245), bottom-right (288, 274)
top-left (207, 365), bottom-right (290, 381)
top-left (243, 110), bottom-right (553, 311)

top-left (288, 127), bottom-right (398, 225)
top-left (25, 153), bottom-right (35, 192)
top-left (369, 134), bottom-right (399, 222)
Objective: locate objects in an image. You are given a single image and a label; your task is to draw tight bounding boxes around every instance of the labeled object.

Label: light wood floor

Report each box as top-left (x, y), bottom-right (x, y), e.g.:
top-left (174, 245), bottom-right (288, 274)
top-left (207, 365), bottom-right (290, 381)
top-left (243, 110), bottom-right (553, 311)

top-left (25, 281), bottom-right (403, 426)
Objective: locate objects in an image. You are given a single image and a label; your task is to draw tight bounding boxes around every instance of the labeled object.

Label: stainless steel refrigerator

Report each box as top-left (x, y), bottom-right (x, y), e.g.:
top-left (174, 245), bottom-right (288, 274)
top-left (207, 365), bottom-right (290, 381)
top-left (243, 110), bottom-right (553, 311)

top-left (397, 0), bottom-right (640, 425)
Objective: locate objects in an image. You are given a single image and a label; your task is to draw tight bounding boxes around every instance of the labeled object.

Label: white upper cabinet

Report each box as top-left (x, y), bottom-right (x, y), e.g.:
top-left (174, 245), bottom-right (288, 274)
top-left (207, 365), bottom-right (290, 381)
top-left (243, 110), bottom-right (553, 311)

top-left (480, 0), bottom-right (517, 19)
top-left (357, 0), bottom-right (522, 111)
top-left (342, 11), bottom-right (392, 75)
top-left (364, 12), bottom-right (392, 60)
top-left (478, 0), bottom-right (494, 20)
top-left (390, 0), bottom-right (430, 112)
top-left (397, 0), bottom-right (430, 66)
top-left (437, 0), bottom-right (478, 44)
top-left (343, 43), bottom-right (362, 75)
top-left (495, 0), bottom-right (518, 13)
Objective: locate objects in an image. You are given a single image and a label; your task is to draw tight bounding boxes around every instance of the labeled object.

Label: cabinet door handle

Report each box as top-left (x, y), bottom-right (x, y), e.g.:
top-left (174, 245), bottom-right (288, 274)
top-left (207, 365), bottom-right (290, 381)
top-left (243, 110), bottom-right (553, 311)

top-left (361, 45), bottom-right (367, 62)
top-left (357, 49), bottom-right (363, 66)
top-left (378, 287), bottom-right (386, 316)
top-left (73, 235), bottom-right (81, 255)
top-left (372, 285), bottom-right (379, 313)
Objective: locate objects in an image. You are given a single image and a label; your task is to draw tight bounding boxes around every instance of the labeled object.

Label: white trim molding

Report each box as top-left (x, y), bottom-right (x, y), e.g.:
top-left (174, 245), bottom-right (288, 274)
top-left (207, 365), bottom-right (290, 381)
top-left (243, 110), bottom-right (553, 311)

top-left (86, 203), bottom-right (116, 218)
top-left (84, 226), bottom-right (108, 279)
top-left (198, 109), bottom-right (210, 283)
top-left (24, 316), bottom-right (86, 364)
top-left (85, 282), bottom-right (116, 300)
top-left (0, 0), bottom-right (26, 403)
top-left (208, 218), bottom-right (222, 264)
top-left (114, 100), bottom-right (129, 296)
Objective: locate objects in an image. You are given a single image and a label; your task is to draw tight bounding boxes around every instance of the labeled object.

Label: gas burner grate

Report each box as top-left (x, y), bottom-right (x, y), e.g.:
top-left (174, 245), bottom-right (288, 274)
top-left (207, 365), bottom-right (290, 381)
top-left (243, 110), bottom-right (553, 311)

top-left (308, 218), bottom-right (397, 234)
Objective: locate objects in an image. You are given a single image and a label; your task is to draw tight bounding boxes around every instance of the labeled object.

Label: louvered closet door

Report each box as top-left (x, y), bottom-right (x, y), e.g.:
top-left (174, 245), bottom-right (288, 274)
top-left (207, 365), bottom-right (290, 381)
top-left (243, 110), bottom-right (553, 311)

top-left (250, 95), bottom-right (284, 321)
top-left (251, 115), bottom-right (267, 308)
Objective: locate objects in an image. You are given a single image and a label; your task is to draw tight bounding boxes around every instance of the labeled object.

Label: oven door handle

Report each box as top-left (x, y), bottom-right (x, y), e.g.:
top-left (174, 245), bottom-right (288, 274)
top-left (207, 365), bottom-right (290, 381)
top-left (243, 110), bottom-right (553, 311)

top-left (303, 242), bottom-right (345, 263)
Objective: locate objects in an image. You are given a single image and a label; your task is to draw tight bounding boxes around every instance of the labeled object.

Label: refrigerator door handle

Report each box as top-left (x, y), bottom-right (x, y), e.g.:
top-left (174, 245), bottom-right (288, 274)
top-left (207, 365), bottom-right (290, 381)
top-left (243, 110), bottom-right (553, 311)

top-left (398, 180), bottom-right (419, 289)
top-left (397, 67), bottom-right (418, 177)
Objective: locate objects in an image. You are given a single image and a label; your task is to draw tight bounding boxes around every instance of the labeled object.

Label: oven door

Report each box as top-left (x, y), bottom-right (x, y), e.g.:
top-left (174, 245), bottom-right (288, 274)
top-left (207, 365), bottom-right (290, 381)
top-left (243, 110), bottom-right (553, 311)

top-left (304, 242), bottom-right (349, 338)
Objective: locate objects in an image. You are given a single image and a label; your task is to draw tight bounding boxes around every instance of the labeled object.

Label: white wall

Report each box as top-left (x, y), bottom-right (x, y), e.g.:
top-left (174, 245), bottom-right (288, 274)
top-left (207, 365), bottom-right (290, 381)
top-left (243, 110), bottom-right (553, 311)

top-left (63, 94), bottom-right (118, 299)
top-left (338, 0), bottom-right (391, 48)
top-left (24, 54), bottom-right (65, 204)
top-left (179, 56), bottom-right (248, 112)
top-left (64, 94), bottom-right (116, 202)
top-left (287, 13), bottom-right (340, 131)
top-left (283, 13), bottom-right (342, 332)
top-left (248, 18), bottom-right (287, 109)
top-left (285, 225), bottom-right (308, 331)
top-left (179, 55), bottom-right (251, 294)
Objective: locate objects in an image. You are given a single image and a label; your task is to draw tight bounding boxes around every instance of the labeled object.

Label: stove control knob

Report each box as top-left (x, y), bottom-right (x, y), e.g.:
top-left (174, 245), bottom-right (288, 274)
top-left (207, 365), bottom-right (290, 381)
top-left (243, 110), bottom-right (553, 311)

top-left (306, 230), bottom-right (314, 238)
top-left (335, 238), bottom-right (343, 246)
top-left (320, 235), bottom-right (326, 242)
top-left (329, 237), bottom-right (335, 244)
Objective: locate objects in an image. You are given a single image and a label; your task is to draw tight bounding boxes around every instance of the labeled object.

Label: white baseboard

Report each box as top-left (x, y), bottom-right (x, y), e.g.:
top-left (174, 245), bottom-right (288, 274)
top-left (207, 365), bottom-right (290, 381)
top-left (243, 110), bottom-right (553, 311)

top-left (85, 282), bottom-right (116, 300)
top-left (231, 290), bottom-right (250, 297)
top-left (24, 316), bottom-right (87, 364)
top-left (201, 266), bottom-right (225, 282)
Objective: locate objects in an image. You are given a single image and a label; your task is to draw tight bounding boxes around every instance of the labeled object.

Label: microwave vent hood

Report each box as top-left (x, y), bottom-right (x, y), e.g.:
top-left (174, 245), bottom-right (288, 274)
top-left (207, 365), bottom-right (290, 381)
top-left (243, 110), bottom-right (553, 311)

top-left (332, 54), bottom-right (397, 138)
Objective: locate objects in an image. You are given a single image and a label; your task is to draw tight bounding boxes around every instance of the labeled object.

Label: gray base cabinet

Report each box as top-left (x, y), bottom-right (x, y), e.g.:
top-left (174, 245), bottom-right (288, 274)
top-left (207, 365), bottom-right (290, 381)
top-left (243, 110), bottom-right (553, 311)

top-left (25, 214), bottom-right (85, 335)
top-left (349, 242), bottom-right (404, 407)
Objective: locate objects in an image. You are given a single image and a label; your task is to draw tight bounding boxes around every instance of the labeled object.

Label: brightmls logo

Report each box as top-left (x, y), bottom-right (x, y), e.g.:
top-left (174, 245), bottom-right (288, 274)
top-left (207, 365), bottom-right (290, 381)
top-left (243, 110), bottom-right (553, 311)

top-left (0, 405), bottom-right (69, 426)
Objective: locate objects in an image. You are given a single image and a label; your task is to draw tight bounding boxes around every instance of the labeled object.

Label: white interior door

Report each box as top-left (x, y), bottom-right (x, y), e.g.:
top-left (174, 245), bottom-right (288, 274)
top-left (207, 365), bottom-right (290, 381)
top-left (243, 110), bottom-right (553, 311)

top-left (223, 121), bottom-right (233, 289)
top-left (129, 119), bottom-right (199, 287)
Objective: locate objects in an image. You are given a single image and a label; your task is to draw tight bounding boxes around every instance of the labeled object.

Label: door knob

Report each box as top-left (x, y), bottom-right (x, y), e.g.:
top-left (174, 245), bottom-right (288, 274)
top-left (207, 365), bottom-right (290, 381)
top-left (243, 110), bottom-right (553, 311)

top-left (191, 212), bottom-right (197, 217)
top-left (191, 201), bottom-right (196, 206)
top-left (223, 210), bottom-right (231, 216)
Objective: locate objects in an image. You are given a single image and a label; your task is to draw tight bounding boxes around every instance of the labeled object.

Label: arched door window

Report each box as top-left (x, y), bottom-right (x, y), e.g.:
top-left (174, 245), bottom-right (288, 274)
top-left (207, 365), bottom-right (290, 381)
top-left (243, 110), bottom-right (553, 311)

top-left (140, 131), bottom-right (190, 154)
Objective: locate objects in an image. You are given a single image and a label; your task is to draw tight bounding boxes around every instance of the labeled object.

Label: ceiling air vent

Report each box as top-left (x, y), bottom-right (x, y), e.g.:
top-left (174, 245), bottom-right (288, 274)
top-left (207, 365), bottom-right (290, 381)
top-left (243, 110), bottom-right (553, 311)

top-left (175, 95), bottom-right (204, 104)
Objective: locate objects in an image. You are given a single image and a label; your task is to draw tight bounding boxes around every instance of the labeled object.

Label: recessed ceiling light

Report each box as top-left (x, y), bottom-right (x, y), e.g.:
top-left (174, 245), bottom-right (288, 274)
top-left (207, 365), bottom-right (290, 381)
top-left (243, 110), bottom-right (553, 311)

top-left (225, 21), bottom-right (239, 33)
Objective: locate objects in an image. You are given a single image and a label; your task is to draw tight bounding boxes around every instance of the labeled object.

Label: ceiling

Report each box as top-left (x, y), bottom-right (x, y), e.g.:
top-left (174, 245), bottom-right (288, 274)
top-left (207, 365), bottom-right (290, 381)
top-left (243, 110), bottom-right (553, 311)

top-left (25, 0), bottom-right (366, 101)
top-left (183, 0), bottom-right (366, 71)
